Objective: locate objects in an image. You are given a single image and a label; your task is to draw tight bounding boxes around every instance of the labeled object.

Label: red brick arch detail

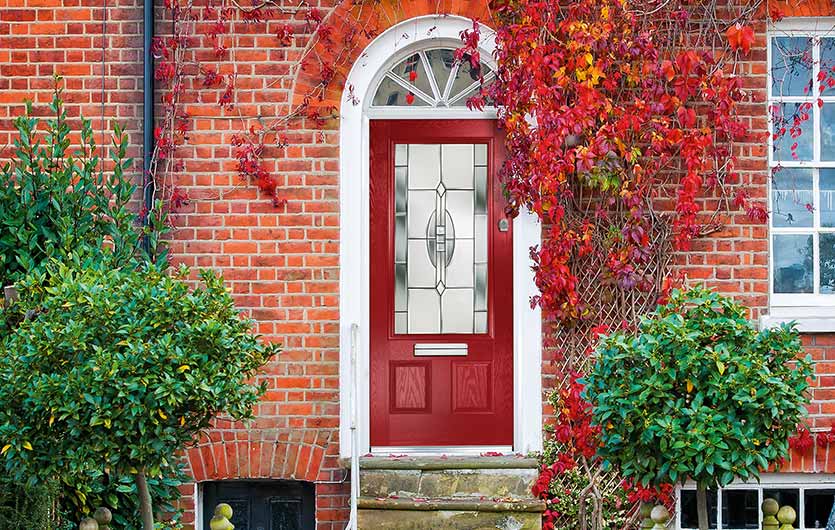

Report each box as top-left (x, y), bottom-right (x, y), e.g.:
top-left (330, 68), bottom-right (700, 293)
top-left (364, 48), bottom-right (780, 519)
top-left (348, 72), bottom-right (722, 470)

top-left (770, 0), bottom-right (835, 17)
top-left (290, 0), bottom-right (494, 119)
top-left (185, 429), bottom-right (335, 483)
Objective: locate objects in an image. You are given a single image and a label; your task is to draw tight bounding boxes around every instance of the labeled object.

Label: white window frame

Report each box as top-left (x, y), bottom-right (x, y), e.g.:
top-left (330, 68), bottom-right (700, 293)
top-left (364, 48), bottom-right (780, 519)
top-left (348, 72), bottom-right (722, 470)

top-left (337, 15), bottom-right (543, 458)
top-left (676, 473), bottom-right (835, 530)
top-left (763, 18), bottom-right (835, 332)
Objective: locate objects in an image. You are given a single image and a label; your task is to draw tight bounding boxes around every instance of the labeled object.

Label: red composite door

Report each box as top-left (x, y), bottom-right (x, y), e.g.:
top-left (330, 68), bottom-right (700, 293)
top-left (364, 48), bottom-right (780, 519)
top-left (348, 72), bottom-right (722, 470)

top-left (369, 119), bottom-right (513, 448)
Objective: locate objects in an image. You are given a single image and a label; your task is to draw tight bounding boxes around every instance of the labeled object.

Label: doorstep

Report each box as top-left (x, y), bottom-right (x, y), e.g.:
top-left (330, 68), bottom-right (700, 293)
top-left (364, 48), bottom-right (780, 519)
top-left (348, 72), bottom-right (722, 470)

top-left (350, 454), bottom-right (545, 530)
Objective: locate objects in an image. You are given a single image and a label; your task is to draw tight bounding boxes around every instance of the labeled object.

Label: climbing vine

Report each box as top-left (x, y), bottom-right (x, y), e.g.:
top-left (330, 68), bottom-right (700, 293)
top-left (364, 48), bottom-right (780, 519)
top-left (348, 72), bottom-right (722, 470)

top-left (479, 0), bottom-right (767, 321)
top-left (147, 0), bottom-right (387, 222)
top-left (473, 0), bottom-right (777, 527)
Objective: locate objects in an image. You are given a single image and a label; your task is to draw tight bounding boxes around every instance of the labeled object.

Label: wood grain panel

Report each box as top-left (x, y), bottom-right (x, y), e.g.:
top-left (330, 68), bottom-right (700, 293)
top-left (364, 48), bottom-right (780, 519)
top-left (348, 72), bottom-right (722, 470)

top-left (391, 362), bottom-right (430, 412)
top-left (452, 362), bottom-right (491, 412)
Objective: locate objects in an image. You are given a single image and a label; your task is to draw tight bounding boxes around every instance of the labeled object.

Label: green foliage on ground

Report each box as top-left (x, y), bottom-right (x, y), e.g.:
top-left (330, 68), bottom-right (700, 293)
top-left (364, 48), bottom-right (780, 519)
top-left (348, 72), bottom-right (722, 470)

top-left (0, 483), bottom-right (55, 530)
top-left (584, 286), bottom-right (814, 490)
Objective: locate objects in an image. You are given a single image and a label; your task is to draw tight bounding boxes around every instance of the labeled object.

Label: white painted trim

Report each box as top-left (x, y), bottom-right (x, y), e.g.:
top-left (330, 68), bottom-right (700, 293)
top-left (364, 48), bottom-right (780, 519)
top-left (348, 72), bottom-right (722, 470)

top-left (193, 483), bottom-right (202, 530)
top-left (513, 208), bottom-right (543, 455)
top-left (338, 15), bottom-right (543, 459)
top-left (770, 17), bottom-right (835, 33)
top-left (760, 314), bottom-right (835, 332)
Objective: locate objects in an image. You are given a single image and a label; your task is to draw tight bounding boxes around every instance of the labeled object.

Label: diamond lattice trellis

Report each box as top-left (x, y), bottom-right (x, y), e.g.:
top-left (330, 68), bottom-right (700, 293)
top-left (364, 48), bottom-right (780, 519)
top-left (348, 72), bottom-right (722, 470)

top-left (542, 210), bottom-right (674, 530)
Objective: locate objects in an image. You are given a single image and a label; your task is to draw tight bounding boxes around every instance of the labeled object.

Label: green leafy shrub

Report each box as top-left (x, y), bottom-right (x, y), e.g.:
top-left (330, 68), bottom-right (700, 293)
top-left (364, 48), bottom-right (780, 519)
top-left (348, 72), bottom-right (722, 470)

top-left (0, 78), bottom-right (144, 288)
top-left (0, 483), bottom-right (55, 530)
top-left (584, 287), bottom-right (813, 530)
top-left (0, 78), bottom-right (183, 529)
top-left (0, 263), bottom-right (277, 529)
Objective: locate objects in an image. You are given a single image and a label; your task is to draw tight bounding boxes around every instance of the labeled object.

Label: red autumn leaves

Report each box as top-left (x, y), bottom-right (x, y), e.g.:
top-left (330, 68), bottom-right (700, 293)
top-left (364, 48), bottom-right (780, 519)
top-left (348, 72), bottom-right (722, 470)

top-left (726, 23), bottom-right (755, 55)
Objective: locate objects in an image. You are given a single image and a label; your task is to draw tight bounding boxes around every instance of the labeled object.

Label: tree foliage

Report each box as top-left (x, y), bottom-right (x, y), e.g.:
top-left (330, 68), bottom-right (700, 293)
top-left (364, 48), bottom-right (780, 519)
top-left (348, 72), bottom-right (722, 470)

top-left (0, 262), bottom-right (276, 525)
top-left (584, 287), bottom-right (813, 491)
top-left (0, 80), bottom-right (144, 288)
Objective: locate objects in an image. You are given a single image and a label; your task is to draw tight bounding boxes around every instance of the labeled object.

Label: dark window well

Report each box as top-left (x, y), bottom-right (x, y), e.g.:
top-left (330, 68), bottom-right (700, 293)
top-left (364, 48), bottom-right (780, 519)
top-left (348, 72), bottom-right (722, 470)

top-left (202, 480), bottom-right (315, 530)
top-left (680, 489), bottom-right (718, 529)
top-left (806, 489), bottom-right (835, 529)
top-left (721, 489), bottom-right (759, 529)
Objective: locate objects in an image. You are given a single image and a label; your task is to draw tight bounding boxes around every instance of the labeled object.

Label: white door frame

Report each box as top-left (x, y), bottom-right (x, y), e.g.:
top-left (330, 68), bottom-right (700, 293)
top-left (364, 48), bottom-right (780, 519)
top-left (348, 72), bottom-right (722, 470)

top-left (337, 14), bottom-right (542, 458)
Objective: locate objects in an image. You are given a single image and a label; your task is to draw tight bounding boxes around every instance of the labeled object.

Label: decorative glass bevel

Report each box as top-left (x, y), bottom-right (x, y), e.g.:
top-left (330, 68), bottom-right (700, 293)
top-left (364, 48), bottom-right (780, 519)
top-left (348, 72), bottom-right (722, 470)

top-left (372, 48), bottom-right (495, 108)
top-left (394, 143), bottom-right (489, 334)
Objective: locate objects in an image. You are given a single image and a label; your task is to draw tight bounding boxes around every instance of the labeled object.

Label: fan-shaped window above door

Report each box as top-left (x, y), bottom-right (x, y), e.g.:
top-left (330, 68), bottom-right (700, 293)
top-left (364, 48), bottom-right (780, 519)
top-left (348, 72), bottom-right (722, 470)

top-left (371, 48), bottom-right (495, 108)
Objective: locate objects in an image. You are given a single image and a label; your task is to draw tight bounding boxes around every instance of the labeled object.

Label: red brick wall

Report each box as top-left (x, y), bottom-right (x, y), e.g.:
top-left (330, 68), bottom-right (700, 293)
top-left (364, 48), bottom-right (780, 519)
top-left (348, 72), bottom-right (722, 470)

top-left (0, 0), bottom-right (834, 527)
top-left (676, 7), bottom-right (835, 472)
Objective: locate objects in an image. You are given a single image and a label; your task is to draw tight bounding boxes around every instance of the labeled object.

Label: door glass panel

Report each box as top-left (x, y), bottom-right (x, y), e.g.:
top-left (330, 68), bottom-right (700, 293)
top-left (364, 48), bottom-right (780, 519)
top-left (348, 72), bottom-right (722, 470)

top-left (394, 143), bottom-right (489, 334)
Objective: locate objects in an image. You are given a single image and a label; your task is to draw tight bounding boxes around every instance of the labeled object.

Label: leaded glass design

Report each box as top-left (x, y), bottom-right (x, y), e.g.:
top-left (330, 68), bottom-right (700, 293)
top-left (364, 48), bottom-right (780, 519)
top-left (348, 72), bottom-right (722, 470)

top-left (394, 143), bottom-right (488, 334)
top-left (372, 48), bottom-right (495, 108)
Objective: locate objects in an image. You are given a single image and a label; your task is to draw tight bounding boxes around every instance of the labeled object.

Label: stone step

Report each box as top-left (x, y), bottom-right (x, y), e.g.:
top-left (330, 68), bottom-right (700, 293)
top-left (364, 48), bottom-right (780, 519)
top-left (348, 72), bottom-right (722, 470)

top-left (358, 497), bottom-right (543, 530)
top-left (358, 455), bottom-right (540, 500)
top-left (355, 455), bottom-right (544, 529)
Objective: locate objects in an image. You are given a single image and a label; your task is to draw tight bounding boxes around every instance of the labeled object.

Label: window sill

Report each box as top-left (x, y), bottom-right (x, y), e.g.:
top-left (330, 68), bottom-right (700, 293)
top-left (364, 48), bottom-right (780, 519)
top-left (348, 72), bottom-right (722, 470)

top-left (759, 314), bottom-right (835, 333)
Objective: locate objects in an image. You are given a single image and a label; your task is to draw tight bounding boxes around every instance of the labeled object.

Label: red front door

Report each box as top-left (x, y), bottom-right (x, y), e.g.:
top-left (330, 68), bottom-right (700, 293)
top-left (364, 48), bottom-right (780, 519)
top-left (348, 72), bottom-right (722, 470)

top-left (369, 119), bottom-right (513, 448)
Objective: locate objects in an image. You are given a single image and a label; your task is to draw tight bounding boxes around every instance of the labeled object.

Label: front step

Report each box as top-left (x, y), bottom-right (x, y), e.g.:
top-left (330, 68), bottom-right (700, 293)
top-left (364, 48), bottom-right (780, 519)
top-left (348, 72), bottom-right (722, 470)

top-left (356, 455), bottom-right (545, 530)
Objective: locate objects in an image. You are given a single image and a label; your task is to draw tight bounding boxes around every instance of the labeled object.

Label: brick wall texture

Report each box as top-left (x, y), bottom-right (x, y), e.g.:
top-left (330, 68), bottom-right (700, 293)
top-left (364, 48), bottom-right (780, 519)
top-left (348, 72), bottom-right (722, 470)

top-left (0, 0), bottom-right (834, 528)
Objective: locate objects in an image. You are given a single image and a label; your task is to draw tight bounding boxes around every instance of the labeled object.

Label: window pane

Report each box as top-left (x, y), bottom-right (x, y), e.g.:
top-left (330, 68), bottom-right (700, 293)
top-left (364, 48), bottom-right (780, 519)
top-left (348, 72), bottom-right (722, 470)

top-left (372, 76), bottom-right (430, 107)
top-left (822, 233), bottom-right (835, 294)
top-left (721, 490), bottom-right (759, 529)
top-left (390, 53), bottom-right (434, 101)
top-left (773, 102), bottom-right (814, 161)
top-left (771, 168), bottom-right (814, 227)
top-left (822, 104), bottom-right (835, 161)
top-left (763, 489), bottom-right (799, 515)
top-left (823, 170), bottom-right (835, 227)
top-left (424, 49), bottom-right (456, 95)
top-left (448, 58), bottom-right (493, 102)
top-left (680, 489), bottom-right (718, 529)
top-left (395, 144), bottom-right (489, 334)
top-left (805, 489), bottom-right (835, 528)
top-left (771, 36), bottom-right (813, 97)
top-left (773, 234), bottom-right (814, 293)
top-left (450, 78), bottom-right (495, 107)
top-left (822, 38), bottom-right (835, 95)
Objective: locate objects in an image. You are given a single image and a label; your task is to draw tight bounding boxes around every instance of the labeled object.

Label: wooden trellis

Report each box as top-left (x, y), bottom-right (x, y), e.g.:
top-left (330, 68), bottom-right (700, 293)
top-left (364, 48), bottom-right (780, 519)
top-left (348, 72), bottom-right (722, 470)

top-left (543, 209), bottom-right (673, 530)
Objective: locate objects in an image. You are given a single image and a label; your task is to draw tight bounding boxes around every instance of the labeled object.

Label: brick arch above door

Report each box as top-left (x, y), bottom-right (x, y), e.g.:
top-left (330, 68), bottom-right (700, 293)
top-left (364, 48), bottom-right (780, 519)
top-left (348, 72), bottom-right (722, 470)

top-left (185, 429), bottom-right (338, 483)
top-left (290, 0), bottom-right (494, 119)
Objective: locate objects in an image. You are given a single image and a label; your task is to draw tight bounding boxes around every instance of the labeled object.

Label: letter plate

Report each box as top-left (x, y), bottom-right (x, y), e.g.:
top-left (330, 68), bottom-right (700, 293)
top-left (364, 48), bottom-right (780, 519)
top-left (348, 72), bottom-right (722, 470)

top-left (413, 343), bottom-right (468, 356)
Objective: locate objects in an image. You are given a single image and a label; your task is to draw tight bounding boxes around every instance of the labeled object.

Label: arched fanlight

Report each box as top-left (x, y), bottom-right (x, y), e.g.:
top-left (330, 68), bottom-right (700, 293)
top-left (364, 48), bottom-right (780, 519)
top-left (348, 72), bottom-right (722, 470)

top-left (371, 48), bottom-right (495, 108)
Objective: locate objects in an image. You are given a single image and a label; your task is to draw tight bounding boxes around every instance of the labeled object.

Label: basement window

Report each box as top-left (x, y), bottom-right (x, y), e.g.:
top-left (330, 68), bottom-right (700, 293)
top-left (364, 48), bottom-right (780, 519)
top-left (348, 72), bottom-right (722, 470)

top-left (677, 478), bottom-right (835, 529)
top-left (201, 480), bottom-right (315, 530)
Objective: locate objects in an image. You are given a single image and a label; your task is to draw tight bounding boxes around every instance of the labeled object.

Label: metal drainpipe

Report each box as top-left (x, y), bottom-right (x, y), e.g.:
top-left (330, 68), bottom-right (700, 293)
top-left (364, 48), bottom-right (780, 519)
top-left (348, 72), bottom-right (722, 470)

top-left (142, 0), bottom-right (155, 245)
